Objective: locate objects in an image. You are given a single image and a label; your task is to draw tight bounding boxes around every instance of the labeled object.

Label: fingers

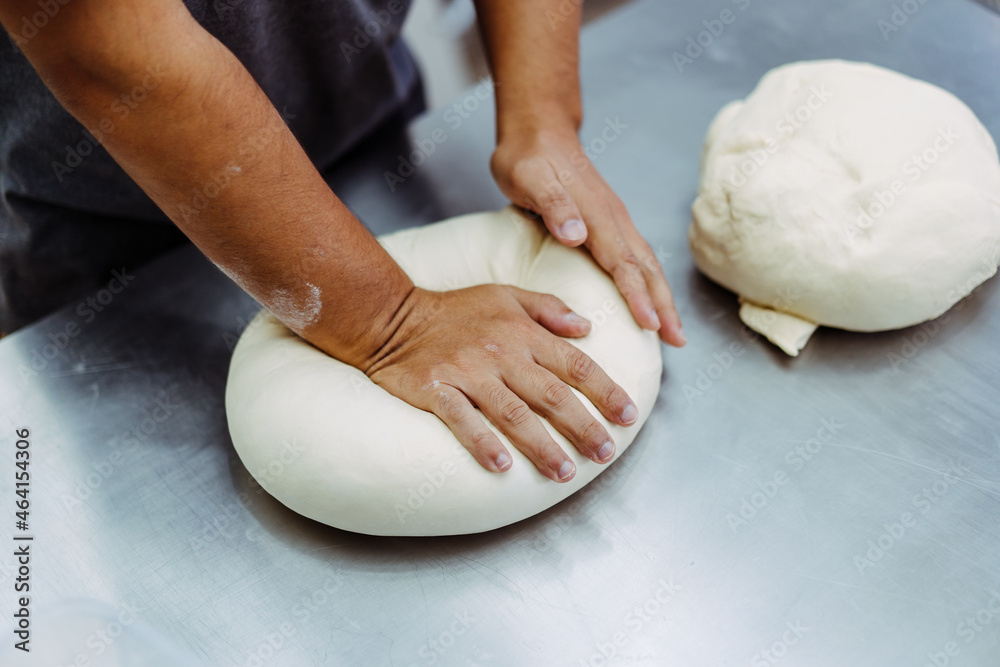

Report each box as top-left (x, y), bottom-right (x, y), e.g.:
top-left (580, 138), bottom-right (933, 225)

top-left (510, 158), bottom-right (589, 247)
top-left (580, 211), bottom-right (658, 332)
top-left (389, 370), bottom-right (574, 481)
top-left (534, 335), bottom-right (638, 429)
top-left (428, 383), bottom-right (513, 473)
top-left (580, 201), bottom-right (685, 347)
top-left (506, 286), bottom-right (591, 338)
top-left (642, 250), bottom-right (686, 347)
top-left (491, 133), bottom-right (686, 347)
top-left (468, 379), bottom-right (577, 483)
top-left (368, 279), bottom-right (644, 483)
top-left (504, 363), bottom-right (616, 465)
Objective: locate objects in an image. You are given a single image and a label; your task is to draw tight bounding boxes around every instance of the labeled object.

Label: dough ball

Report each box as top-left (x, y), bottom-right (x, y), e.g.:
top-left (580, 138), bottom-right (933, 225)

top-left (225, 208), bottom-right (662, 536)
top-left (689, 60), bottom-right (1000, 356)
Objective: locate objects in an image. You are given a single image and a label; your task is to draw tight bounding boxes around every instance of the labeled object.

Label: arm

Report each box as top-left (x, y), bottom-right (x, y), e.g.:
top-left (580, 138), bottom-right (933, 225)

top-left (1, 0), bottom-right (409, 368)
top-left (1, 0), bottom-right (637, 482)
top-left (473, 0), bottom-right (687, 347)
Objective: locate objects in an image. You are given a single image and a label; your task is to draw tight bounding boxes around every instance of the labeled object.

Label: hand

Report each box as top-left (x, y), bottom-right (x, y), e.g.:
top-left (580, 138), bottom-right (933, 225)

top-left (490, 126), bottom-right (686, 347)
top-left (363, 285), bottom-right (640, 482)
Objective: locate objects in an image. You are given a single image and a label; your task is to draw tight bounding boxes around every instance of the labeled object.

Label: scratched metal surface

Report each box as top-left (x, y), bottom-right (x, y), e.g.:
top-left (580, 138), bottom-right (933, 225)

top-left (2, 0), bottom-right (1000, 665)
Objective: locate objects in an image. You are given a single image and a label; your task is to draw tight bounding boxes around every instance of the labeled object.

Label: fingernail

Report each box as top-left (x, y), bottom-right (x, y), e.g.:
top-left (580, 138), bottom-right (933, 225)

top-left (566, 312), bottom-right (591, 328)
top-left (557, 459), bottom-right (576, 481)
top-left (596, 441), bottom-right (615, 463)
top-left (621, 404), bottom-right (638, 425)
top-left (676, 326), bottom-right (687, 346)
top-left (496, 451), bottom-right (512, 471)
top-left (558, 219), bottom-right (587, 242)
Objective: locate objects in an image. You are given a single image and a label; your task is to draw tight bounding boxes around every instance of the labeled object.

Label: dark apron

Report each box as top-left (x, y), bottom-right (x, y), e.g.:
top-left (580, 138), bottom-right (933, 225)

top-left (0, 0), bottom-right (422, 332)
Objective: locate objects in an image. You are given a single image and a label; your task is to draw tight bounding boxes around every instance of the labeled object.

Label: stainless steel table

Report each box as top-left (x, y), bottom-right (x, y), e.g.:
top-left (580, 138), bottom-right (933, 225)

top-left (3, 1), bottom-right (1000, 665)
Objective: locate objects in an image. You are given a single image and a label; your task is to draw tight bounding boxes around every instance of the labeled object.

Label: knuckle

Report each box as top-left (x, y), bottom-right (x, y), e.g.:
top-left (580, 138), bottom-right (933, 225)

top-left (567, 352), bottom-right (597, 384)
top-left (469, 430), bottom-right (497, 452)
top-left (484, 382), bottom-right (509, 409)
top-left (616, 250), bottom-right (643, 272)
top-left (637, 250), bottom-right (660, 274)
top-left (603, 384), bottom-right (626, 410)
top-left (388, 367), bottom-right (427, 396)
top-left (437, 391), bottom-right (464, 421)
top-left (540, 379), bottom-right (572, 411)
top-left (610, 262), bottom-right (644, 294)
top-left (498, 397), bottom-right (532, 427)
top-left (535, 187), bottom-right (573, 211)
top-left (412, 369), bottom-right (438, 390)
top-left (509, 317), bottom-right (539, 340)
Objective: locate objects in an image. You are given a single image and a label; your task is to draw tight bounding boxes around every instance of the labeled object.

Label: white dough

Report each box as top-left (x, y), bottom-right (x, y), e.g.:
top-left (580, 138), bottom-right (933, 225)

top-left (225, 207), bottom-right (662, 536)
top-left (689, 60), bottom-right (1000, 356)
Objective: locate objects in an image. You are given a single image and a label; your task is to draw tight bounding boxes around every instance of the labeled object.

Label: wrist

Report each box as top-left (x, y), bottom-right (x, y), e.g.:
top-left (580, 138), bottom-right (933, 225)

top-left (493, 121), bottom-right (583, 164)
top-left (496, 98), bottom-right (582, 146)
top-left (359, 286), bottom-right (434, 375)
top-left (305, 271), bottom-right (417, 370)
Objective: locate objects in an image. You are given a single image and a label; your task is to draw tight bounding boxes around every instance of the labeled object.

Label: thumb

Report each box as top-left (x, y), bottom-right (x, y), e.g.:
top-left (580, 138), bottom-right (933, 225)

top-left (505, 286), bottom-right (592, 338)
top-left (518, 161), bottom-right (588, 247)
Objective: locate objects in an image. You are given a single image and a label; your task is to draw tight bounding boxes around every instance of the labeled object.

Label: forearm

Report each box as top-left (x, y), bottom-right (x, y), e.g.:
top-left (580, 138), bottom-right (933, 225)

top-left (473, 0), bottom-right (583, 140)
top-left (0, 0), bottom-right (412, 367)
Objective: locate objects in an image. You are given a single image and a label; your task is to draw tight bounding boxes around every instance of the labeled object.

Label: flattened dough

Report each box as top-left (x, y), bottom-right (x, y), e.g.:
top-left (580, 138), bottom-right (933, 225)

top-left (690, 60), bottom-right (1000, 355)
top-left (226, 207), bottom-right (662, 536)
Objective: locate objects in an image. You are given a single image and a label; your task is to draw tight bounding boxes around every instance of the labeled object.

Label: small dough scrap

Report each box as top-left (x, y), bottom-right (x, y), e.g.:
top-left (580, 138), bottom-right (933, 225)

top-left (225, 207), bottom-right (662, 536)
top-left (738, 299), bottom-right (818, 357)
top-left (690, 60), bottom-right (1000, 355)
